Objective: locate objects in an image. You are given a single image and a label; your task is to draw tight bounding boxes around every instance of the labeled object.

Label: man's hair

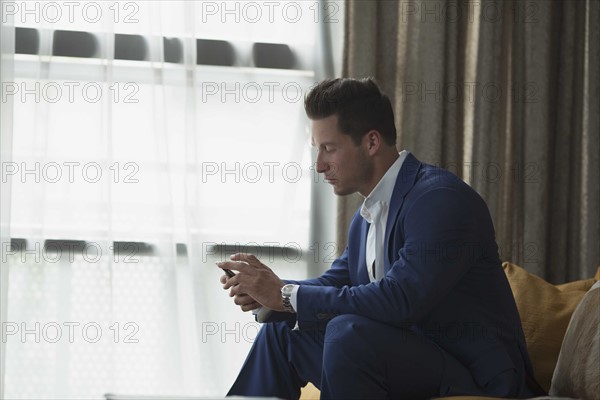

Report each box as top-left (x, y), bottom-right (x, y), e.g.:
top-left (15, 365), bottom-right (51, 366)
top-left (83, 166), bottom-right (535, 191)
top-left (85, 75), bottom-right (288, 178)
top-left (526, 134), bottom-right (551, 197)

top-left (304, 78), bottom-right (397, 146)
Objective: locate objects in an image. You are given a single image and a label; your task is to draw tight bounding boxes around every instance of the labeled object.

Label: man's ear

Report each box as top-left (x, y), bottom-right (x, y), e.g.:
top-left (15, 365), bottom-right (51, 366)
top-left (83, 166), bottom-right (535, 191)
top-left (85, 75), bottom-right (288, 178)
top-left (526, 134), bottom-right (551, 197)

top-left (364, 130), bottom-right (382, 155)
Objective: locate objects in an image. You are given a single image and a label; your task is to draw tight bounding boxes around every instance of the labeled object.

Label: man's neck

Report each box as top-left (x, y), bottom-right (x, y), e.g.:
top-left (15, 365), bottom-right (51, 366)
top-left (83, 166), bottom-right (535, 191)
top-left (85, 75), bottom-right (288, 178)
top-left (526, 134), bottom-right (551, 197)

top-left (361, 151), bottom-right (400, 197)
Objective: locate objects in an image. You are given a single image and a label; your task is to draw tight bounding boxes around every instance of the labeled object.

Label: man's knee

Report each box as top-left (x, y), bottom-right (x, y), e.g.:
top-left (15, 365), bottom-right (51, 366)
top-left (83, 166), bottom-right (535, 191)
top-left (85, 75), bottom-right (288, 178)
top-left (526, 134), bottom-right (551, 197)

top-left (320, 315), bottom-right (393, 398)
top-left (323, 314), bottom-right (374, 357)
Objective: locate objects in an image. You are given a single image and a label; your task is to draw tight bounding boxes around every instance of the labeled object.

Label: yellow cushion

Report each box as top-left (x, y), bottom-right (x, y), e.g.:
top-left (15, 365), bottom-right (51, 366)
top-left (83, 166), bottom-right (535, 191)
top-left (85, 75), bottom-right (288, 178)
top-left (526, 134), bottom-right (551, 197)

top-left (501, 262), bottom-right (598, 392)
top-left (300, 383), bottom-right (320, 400)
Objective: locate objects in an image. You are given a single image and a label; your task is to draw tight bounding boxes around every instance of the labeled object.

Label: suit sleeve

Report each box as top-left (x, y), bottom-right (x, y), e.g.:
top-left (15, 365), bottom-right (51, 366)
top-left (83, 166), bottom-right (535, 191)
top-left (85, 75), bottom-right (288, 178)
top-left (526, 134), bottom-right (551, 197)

top-left (259, 246), bottom-right (352, 324)
top-left (285, 246), bottom-right (352, 287)
top-left (295, 187), bottom-right (485, 328)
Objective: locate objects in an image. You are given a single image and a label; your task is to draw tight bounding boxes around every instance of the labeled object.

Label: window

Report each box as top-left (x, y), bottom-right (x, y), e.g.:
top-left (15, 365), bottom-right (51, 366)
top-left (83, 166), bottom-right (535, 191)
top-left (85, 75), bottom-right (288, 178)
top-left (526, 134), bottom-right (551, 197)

top-left (7, 0), bottom-right (343, 247)
top-left (3, 1), bottom-right (342, 397)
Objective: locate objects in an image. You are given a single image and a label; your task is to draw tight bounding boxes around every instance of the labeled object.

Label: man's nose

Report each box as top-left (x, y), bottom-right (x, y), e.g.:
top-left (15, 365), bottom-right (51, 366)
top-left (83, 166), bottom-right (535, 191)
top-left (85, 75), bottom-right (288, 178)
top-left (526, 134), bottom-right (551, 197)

top-left (316, 161), bottom-right (328, 174)
top-left (315, 153), bottom-right (328, 174)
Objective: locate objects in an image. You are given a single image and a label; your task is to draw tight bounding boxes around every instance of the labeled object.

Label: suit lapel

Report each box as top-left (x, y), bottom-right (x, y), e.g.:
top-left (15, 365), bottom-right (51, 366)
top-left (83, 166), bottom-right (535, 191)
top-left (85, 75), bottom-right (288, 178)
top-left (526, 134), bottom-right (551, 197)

top-left (383, 152), bottom-right (422, 270)
top-left (357, 219), bottom-right (370, 284)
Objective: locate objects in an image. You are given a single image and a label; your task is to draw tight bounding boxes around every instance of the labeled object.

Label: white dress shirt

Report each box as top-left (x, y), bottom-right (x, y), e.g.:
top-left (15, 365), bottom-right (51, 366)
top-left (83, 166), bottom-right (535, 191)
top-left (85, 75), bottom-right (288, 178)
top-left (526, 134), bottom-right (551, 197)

top-left (360, 150), bottom-right (408, 281)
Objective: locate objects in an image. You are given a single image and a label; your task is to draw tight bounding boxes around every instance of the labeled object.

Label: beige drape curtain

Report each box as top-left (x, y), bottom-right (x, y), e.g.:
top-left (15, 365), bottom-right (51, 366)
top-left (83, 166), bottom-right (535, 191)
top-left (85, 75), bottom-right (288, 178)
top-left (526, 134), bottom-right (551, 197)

top-left (339, 0), bottom-right (599, 283)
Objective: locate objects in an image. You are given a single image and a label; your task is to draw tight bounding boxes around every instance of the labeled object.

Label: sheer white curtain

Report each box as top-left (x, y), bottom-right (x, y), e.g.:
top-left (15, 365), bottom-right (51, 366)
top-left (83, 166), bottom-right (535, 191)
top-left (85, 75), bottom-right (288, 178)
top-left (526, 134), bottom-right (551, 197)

top-left (1, 1), bottom-right (339, 398)
top-left (1, 2), bottom-right (15, 398)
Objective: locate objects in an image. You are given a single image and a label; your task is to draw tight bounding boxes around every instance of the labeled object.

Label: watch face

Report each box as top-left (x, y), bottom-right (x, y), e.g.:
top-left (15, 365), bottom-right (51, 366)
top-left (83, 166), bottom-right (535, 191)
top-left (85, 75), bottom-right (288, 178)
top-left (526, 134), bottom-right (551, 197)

top-left (282, 284), bottom-right (294, 296)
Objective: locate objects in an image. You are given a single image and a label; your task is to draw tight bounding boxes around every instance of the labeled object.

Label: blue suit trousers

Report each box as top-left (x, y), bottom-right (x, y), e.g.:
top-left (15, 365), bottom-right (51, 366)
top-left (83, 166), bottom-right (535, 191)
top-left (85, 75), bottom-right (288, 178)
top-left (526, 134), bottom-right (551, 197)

top-left (227, 314), bottom-right (524, 400)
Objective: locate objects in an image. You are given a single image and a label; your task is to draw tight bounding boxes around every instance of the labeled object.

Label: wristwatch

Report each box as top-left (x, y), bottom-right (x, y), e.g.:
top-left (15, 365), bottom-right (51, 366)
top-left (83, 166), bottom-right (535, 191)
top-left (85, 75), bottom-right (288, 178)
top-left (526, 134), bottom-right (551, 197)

top-left (281, 284), bottom-right (296, 313)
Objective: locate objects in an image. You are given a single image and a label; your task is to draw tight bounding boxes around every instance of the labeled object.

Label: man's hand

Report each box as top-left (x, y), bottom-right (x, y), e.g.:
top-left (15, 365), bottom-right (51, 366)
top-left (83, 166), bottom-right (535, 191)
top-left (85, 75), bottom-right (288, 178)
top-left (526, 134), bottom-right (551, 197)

top-left (220, 272), bottom-right (262, 312)
top-left (217, 253), bottom-right (286, 312)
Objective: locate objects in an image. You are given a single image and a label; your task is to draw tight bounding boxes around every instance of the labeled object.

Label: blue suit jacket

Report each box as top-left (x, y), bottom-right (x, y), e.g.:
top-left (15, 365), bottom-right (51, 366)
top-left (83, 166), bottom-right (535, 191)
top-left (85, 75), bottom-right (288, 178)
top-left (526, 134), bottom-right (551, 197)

top-left (279, 152), bottom-right (535, 394)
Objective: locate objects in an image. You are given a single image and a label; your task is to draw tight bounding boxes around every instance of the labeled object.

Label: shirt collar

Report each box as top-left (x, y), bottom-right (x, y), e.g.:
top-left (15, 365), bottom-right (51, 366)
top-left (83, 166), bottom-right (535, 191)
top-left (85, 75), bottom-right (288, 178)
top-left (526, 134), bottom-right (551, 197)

top-left (360, 151), bottom-right (408, 223)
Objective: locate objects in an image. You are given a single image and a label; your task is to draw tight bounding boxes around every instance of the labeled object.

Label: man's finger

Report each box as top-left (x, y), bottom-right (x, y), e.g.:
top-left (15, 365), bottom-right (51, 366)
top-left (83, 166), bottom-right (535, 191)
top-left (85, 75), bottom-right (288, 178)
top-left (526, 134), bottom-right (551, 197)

top-left (223, 274), bottom-right (240, 290)
top-left (217, 260), bottom-right (250, 273)
top-left (233, 294), bottom-right (255, 306)
top-left (230, 253), bottom-right (260, 265)
top-left (220, 275), bottom-right (228, 284)
top-left (229, 284), bottom-right (243, 297)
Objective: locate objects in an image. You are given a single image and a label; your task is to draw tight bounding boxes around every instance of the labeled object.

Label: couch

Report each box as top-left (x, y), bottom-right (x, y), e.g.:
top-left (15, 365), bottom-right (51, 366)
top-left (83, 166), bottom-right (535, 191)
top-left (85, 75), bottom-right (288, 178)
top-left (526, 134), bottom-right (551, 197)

top-left (300, 262), bottom-right (600, 400)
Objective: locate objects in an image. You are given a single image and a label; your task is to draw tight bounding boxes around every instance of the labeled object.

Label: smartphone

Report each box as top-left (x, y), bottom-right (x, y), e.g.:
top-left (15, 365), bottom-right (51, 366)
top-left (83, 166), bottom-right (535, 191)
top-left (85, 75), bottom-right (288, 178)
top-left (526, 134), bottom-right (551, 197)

top-left (223, 268), bottom-right (236, 278)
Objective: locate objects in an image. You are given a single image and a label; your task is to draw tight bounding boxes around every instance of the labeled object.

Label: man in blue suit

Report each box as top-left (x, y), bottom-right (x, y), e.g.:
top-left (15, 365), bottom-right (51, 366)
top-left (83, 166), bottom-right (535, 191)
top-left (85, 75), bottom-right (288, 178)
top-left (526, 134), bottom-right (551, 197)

top-left (218, 78), bottom-right (541, 399)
